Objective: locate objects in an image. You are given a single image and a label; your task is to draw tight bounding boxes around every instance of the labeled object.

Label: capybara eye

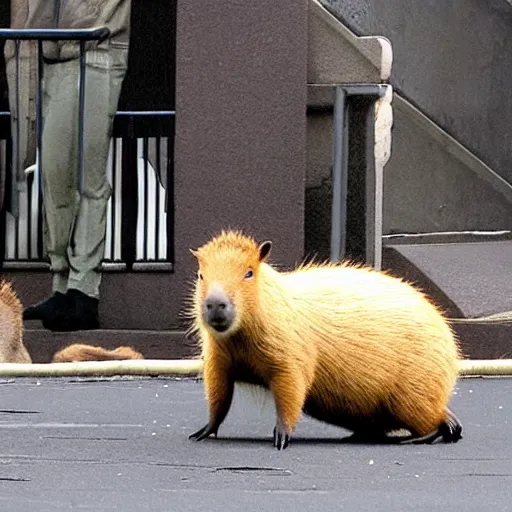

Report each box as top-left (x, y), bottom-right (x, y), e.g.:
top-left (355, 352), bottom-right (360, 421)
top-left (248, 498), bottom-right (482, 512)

top-left (198, 271), bottom-right (203, 280)
top-left (244, 270), bottom-right (253, 279)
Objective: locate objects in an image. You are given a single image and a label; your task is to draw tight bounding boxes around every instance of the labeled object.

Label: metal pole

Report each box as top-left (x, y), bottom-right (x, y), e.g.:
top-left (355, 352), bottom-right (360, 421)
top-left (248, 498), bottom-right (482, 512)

top-left (77, 40), bottom-right (87, 194)
top-left (0, 27), bottom-right (111, 42)
top-left (36, 41), bottom-right (44, 192)
top-left (11, 40), bottom-right (21, 218)
top-left (35, 40), bottom-right (45, 259)
top-left (330, 86), bottom-right (349, 262)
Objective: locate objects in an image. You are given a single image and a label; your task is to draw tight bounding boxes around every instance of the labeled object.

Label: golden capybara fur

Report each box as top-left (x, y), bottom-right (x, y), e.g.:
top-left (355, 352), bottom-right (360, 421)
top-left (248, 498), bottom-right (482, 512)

top-left (188, 230), bottom-right (462, 450)
top-left (52, 344), bottom-right (144, 363)
top-left (0, 281), bottom-right (32, 363)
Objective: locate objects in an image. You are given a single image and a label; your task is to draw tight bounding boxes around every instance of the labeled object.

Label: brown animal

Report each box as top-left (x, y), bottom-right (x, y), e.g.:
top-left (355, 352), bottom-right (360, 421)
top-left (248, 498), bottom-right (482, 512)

top-left (0, 281), bottom-right (32, 363)
top-left (187, 230), bottom-right (462, 450)
top-left (52, 344), bottom-right (144, 363)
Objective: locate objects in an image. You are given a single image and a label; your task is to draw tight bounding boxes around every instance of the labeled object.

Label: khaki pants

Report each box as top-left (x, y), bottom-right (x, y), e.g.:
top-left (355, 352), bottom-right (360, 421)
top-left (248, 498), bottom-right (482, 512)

top-left (41, 45), bottom-right (128, 298)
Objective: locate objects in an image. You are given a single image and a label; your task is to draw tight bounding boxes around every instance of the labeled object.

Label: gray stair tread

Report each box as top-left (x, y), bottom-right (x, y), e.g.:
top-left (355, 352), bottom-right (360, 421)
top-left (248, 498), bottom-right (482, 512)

top-left (388, 241), bottom-right (512, 318)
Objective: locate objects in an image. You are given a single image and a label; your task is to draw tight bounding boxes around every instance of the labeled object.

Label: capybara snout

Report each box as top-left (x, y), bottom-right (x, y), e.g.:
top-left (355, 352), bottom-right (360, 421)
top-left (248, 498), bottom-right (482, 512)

top-left (203, 286), bottom-right (234, 333)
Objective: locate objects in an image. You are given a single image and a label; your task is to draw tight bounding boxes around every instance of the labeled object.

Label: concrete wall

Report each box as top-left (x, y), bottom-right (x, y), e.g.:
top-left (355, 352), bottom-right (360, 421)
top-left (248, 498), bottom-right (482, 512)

top-left (383, 99), bottom-right (512, 234)
top-left (314, 0), bottom-right (512, 236)
top-left (175, 0), bottom-right (306, 260)
top-left (322, 0), bottom-right (512, 184)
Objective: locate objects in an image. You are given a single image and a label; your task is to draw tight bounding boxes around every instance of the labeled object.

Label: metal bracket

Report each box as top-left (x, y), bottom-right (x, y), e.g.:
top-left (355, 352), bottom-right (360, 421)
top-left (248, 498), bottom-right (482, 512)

top-left (328, 83), bottom-right (390, 267)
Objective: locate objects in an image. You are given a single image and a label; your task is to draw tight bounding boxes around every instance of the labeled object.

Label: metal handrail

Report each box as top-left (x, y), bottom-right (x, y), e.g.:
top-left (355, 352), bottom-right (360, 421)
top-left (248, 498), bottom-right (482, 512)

top-left (329, 84), bottom-right (389, 267)
top-left (0, 27), bottom-right (111, 42)
top-left (0, 26), bottom-right (112, 208)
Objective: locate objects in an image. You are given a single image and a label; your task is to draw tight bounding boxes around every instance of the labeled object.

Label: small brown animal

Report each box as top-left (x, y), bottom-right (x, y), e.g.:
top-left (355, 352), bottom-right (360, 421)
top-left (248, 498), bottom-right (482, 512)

top-left (0, 280), bottom-right (32, 363)
top-left (187, 230), bottom-right (462, 450)
top-left (52, 344), bottom-right (144, 363)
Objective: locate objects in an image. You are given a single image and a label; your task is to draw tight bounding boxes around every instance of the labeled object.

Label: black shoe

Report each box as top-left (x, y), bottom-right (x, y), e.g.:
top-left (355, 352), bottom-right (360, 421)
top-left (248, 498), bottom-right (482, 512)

top-left (23, 292), bottom-right (68, 321)
top-left (44, 289), bottom-right (100, 332)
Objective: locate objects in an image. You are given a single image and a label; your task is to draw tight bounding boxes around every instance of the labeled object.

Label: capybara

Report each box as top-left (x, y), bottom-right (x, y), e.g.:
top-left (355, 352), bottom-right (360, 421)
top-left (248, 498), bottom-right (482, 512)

top-left (0, 281), bottom-right (32, 363)
top-left (52, 343), bottom-right (144, 362)
top-left (188, 230), bottom-right (462, 450)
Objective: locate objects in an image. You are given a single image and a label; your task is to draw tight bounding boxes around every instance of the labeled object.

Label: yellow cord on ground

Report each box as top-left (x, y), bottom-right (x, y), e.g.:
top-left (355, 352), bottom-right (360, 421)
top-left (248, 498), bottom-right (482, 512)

top-left (0, 359), bottom-right (204, 377)
top-left (458, 359), bottom-right (512, 376)
top-left (0, 358), bottom-right (508, 377)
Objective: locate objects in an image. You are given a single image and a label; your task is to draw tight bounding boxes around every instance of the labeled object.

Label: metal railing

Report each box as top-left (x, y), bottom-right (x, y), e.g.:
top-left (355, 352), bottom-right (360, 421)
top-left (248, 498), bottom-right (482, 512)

top-left (330, 84), bottom-right (388, 269)
top-left (0, 28), bottom-right (175, 272)
top-left (0, 110), bottom-right (175, 271)
top-left (307, 83), bottom-right (390, 269)
top-left (107, 111), bottom-right (175, 272)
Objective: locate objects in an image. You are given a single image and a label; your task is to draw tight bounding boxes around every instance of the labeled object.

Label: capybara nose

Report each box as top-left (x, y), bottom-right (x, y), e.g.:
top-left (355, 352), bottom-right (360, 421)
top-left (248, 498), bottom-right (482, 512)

top-left (203, 292), bottom-right (233, 332)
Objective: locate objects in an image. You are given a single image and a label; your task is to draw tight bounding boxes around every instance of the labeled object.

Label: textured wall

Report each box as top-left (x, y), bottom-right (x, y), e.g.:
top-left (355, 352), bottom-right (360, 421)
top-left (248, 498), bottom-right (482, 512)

top-left (166, 0), bottom-right (308, 326)
top-left (383, 105), bottom-right (512, 234)
top-left (322, 0), bottom-right (512, 184)
top-left (175, 0), bottom-right (307, 252)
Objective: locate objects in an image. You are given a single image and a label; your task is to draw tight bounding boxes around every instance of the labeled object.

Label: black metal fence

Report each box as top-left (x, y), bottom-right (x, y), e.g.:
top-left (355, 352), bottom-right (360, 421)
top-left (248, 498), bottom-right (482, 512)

top-left (0, 28), bottom-right (175, 272)
top-left (0, 110), bottom-right (175, 272)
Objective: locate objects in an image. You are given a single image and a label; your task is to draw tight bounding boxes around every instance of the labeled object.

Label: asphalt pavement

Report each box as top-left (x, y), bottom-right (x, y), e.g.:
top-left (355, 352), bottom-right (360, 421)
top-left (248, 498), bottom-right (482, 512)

top-left (0, 376), bottom-right (509, 511)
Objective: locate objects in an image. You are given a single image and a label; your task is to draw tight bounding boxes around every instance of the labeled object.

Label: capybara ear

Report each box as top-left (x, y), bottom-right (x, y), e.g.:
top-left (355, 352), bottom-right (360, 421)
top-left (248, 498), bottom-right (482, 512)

top-left (190, 248), bottom-right (205, 266)
top-left (258, 241), bottom-right (272, 262)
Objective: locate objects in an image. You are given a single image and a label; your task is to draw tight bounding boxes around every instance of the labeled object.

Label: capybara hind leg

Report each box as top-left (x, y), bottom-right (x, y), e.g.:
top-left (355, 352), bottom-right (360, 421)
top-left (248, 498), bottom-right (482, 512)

top-left (189, 354), bottom-right (234, 442)
top-left (399, 428), bottom-right (443, 445)
top-left (400, 408), bottom-right (463, 445)
top-left (270, 372), bottom-right (307, 450)
top-left (443, 408), bottom-right (462, 442)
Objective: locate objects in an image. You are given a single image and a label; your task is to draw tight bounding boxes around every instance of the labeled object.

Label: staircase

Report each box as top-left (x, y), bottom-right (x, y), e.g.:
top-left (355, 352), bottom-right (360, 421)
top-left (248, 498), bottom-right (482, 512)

top-left (308, 0), bottom-right (512, 358)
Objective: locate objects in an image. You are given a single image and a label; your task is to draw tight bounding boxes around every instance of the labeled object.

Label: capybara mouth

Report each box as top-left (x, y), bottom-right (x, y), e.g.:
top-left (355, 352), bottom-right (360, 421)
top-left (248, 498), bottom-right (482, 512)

top-left (211, 323), bottom-right (229, 333)
top-left (205, 315), bottom-right (233, 334)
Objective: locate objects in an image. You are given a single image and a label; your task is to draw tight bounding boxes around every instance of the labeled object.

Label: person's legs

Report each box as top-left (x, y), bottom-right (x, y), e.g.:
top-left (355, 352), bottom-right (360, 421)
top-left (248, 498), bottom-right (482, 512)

top-left (24, 45), bottom-right (129, 330)
top-left (57, 46), bottom-right (129, 331)
top-left (23, 58), bottom-right (80, 322)
top-left (67, 46), bottom-right (128, 299)
top-left (42, 59), bottom-right (81, 293)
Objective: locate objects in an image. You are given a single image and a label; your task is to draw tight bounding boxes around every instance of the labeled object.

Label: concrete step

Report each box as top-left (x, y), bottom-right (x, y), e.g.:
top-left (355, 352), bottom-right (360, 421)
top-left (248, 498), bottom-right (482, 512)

top-left (382, 239), bottom-right (512, 360)
top-left (23, 326), bottom-right (197, 364)
top-left (451, 316), bottom-right (512, 360)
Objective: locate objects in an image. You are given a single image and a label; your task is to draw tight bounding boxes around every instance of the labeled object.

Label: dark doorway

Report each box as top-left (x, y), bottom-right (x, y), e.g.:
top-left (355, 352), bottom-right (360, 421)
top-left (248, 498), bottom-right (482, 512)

top-left (119, 0), bottom-right (176, 111)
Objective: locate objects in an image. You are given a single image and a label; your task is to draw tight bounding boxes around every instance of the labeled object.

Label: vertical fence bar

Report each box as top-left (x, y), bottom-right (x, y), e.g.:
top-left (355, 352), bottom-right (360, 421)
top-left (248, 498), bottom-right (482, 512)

top-left (77, 40), bottom-right (86, 194)
top-left (0, 137), bottom-right (9, 265)
top-left (36, 41), bottom-right (44, 190)
top-left (114, 138), bottom-right (123, 261)
top-left (111, 139), bottom-right (117, 259)
top-left (12, 40), bottom-right (21, 219)
top-left (121, 120), bottom-right (138, 269)
top-left (330, 86), bottom-right (349, 262)
top-left (0, 208), bottom-right (5, 267)
top-left (4, 138), bottom-right (12, 260)
top-left (166, 116), bottom-right (175, 265)
top-left (12, 38), bottom-right (19, 261)
top-left (155, 136), bottom-right (161, 259)
top-left (26, 165), bottom-right (32, 258)
top-left (36, 40), bottom-right (44, 259)
top-left (142, 137), bottom-right (149, 261)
